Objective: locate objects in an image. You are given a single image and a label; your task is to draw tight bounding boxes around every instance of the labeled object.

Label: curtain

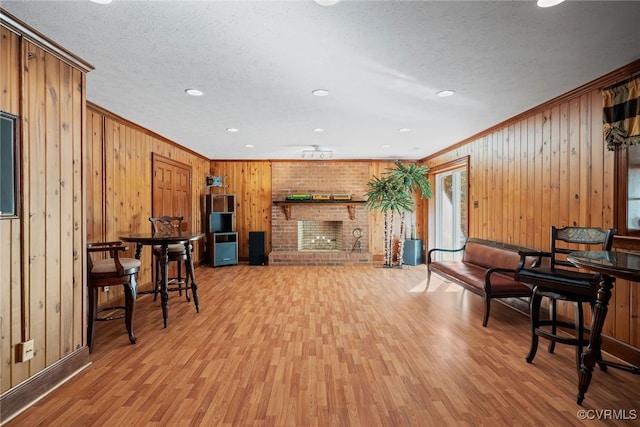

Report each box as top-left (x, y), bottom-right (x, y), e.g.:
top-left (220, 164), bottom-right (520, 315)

top-left (603, 75), bottom-right (640, 150)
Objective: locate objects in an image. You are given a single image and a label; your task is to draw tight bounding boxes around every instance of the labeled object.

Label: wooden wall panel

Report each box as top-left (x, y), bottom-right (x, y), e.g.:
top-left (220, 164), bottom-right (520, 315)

top-left (25, 41), bottom-right (48, 375)
top-left (0, 34), bottom-right (86, 394)
top-left (0, 23), bottom-right (22, 393)
top-left (86, 110), bottom-right (104, 243)
top-left (86, 106), bottom-right (211, 298)
top-left (0, 26), bottom-right (20, 113)
top-left (209, 161), bottom-right (273, 259)
top-left (423, 85), bottom-right (640, 352)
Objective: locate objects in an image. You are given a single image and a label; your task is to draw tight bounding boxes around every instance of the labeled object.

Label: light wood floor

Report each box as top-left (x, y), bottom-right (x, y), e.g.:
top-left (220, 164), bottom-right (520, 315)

top-left (6, 264), bottom-right (640, 426)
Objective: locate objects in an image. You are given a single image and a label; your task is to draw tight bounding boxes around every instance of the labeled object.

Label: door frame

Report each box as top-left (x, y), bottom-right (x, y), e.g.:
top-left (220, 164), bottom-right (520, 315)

top-left (427, 156), bottom-right (470, 254)
top-left (151, 153), bottom-right (192, 229)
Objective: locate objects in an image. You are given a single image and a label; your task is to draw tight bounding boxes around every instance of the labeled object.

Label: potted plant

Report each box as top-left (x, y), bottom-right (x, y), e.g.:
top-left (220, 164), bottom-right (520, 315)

top-left (365, 160), bottom-right (432, 267)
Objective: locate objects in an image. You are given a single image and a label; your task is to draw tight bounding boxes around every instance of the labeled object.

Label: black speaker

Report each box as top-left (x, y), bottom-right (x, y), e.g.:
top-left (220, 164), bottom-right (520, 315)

top-left (249, 231), bottom-right (266, 265)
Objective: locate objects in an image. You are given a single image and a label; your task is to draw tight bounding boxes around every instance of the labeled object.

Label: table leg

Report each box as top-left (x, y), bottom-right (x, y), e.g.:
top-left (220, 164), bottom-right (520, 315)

top-left (135, 242), bottom-right (143, 260)
top-left (161, 243), bottom-right (170, 328)
top-left (186, 242), bottom-right (199, 313)
top-left (577, 274), bottom-right (613, 405)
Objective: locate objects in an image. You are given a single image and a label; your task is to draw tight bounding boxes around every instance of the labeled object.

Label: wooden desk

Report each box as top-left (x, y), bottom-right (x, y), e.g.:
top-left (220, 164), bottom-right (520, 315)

top-left (121, 231), bottom-right (204, 328)
top-left (567, 250), bottom-right (640, 405)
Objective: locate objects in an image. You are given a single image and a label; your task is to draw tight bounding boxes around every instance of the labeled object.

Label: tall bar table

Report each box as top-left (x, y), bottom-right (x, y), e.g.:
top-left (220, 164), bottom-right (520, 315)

top-left (121, 231), bottom-right (204, 328)
top-left (567, 250), bottom-right (640, 405)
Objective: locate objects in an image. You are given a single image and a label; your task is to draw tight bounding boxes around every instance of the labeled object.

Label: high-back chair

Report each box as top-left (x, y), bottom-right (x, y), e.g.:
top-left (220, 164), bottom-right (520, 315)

top-left (87, 241), bottom-right (141, 353)
top-left (516, 226), bottom-right (616, 371)
top-left (149, 216), bottom-right (193, 301)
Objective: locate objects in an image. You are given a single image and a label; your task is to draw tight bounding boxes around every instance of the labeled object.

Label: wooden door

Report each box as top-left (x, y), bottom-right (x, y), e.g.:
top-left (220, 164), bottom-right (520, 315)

top-left (151, 154), bottom-right (192, 229)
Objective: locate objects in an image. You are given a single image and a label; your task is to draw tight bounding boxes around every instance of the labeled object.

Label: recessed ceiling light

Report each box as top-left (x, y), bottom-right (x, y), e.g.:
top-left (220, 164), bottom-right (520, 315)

top-left (537, 0), bottom-right (565, 7)
top-left (226, 128), bottom-right (239, 132)
top-left (381, 144), bottom-right (391, 148)
top-left (185, 88), bottom-right (203, 96)
top-left (436, 90), bottom-right (455, 97)
top-left (314, 0), bottom-right (341, 5)
top-left (312, 89), bottom-right (329, 97)
top-left (90, 0), bottom-right (112, 4)
top-left (313, 128), bottom-right (325, 132)
top-left (244, 144), bottom-right (254, 148)
top-left (399, 128), bottom-right (411, 133)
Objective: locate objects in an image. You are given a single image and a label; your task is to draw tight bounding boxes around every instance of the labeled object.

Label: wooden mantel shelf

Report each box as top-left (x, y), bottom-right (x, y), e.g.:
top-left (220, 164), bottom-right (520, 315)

top-left (273, 200), bottom-right (367, 220)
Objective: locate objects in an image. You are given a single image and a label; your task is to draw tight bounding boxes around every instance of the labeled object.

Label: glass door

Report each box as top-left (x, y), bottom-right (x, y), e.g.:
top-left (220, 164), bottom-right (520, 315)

top-left (433, 166), bottom-right (468, 260)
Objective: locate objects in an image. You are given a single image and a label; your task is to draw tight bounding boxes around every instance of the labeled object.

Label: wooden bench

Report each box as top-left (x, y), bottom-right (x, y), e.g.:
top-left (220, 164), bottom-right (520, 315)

top-left (427, 238), bottom-right (540, 327)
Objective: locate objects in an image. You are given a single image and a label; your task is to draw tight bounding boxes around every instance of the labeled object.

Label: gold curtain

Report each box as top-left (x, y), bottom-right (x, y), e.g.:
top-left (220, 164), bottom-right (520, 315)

top-left (603, 75), bottom-right (640, 150)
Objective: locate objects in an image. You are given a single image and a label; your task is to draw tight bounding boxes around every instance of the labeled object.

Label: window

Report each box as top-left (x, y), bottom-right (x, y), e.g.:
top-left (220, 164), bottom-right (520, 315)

top-left (616, 145), bottom-right (640, 236)
top-left (0, 111), bottom-right (19, 218)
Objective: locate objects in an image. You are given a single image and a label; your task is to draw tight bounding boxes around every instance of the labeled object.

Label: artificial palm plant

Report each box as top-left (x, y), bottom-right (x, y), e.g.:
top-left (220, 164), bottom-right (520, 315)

top-left (365, 160), bottom-right (432, 267)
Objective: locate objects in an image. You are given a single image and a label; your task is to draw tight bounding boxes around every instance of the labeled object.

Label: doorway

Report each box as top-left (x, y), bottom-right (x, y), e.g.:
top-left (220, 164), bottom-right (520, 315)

top-left (151, 153), bottom-right (192, 228)
top-left (430, 159), bottom-right (468, 261)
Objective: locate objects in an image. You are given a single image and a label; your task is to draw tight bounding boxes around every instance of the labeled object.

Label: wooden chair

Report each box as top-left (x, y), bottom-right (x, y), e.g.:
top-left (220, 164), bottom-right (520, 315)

top-left (149, 216), bottom-right (193, 301)
top-left (87, 241), bottom-right (141, 353)
top-left (515, 226), bottom-right (616, 372)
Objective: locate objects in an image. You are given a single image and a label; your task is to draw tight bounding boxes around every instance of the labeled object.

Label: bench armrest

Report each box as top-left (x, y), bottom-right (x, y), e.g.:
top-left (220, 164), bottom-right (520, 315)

top-left (484, 267), bottom-right (519, 292)
top-left (427, 246), bottom-right (465, 264)
top-left (516, 250), bottom-right (549, 270)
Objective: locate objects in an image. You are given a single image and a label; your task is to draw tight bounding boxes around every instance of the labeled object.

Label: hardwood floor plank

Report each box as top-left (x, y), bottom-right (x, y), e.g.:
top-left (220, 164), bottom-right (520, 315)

top-left (4, 264), bottom-right (640, 426)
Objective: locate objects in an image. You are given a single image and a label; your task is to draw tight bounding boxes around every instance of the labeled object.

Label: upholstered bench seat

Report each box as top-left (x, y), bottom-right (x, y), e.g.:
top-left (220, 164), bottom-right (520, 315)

top-left (427, 238), bottom-right (539, 327)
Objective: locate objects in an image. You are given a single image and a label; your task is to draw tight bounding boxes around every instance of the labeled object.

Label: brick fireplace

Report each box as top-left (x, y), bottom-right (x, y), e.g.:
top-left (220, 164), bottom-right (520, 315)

top-left (269, 162), bottom-right (372, 265)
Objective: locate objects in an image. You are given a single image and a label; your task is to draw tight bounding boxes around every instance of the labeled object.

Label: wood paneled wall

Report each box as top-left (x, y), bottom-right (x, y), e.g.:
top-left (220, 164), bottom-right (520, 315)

top-left (0, 24), bottom-right (87, 393)
top-left (86, 105), bottom-right (211, 296)
top-left (208, 161), bottom-right (273, 259)
top-left (422, 67), bottom-right (640, 351)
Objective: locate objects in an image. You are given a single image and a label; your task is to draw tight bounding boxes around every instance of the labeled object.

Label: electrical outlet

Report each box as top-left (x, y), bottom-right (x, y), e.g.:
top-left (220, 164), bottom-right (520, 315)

top-left (16, 339), bottom-right (35, 363)
top-left (103, 286), bottom-right (110, 293)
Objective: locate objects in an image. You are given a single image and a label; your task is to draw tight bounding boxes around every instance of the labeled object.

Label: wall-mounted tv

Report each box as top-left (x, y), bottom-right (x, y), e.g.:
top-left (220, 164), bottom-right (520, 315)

top-left (1, 111), bottom-right (19, 217)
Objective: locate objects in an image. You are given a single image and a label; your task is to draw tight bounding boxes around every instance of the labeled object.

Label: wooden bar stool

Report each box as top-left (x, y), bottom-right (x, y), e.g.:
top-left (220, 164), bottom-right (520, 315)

top-left (87, 241), bottom-right (140, 353)
top-left (516, 226), bottom-right (616, 372)
top-left (149, 216), bottom-right (194, 301)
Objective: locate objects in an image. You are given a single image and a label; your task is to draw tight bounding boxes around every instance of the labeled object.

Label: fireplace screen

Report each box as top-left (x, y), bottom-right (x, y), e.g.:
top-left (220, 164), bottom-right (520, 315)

top-left (298, 221), bottom-right (343, 251)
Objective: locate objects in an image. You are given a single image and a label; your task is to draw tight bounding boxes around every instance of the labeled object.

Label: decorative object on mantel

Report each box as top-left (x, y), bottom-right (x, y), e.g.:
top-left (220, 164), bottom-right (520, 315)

top-left (365, 160), bottom-right (432, 268)
top-left (603, 74), bottom-right (640, 150)
top-left (286, 194), bottom-right (311, 200)
top-left (332, 194), bottom-right (352, 201)
top-left (312, 194), bottom-right (331, 200)
top-left (273, 200), bottom-right (366, 220)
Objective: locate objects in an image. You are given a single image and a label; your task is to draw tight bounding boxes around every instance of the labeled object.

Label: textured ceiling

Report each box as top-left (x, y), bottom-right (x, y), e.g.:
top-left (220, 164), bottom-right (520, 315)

top-left (3, 1), bottom-right (640, 160)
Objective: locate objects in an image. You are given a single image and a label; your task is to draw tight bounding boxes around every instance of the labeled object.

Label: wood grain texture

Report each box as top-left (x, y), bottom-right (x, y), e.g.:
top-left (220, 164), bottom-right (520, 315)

top-left (0, 36), bottom-right (86, 394)
top-left (86, 107), bottom-right (211, 298)
top-left (423, 84), bottom-right (640, 353)
top-left (0, 24), bottom-right (22, 393)
top-left (208, 161), bottom-right (273, 259)
top-left (5, 265), bottom-right (640, 426)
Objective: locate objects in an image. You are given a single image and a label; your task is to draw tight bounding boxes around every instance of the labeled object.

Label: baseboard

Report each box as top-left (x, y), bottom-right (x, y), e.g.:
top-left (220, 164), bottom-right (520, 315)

top-left (0, 346), bottom-right (90, 424)
top-left (602, 335), bottom-right (640, 367)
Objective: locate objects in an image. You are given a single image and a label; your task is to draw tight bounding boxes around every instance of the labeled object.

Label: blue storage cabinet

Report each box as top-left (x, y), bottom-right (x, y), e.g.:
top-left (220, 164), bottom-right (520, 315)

top-left (403, 239), bottom-right (423, 265)
top-left (205, 194), bottom-right (238, 267)
top-left (212, 233), bottom-right (238, 266)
